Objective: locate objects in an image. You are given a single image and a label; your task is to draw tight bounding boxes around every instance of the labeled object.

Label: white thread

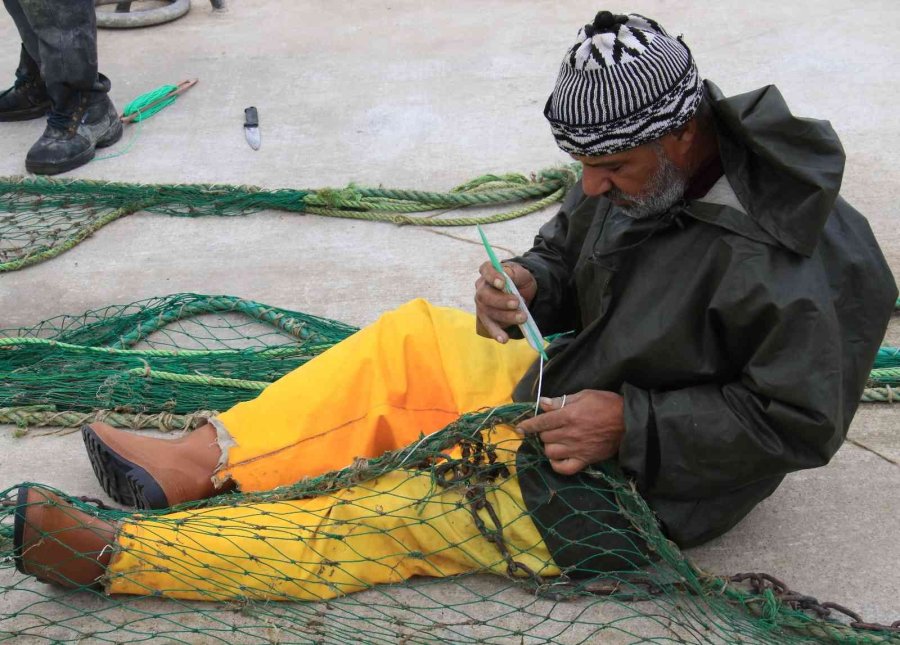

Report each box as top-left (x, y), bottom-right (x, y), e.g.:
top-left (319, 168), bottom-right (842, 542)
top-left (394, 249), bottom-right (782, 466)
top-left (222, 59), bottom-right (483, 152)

top-left (395, 432), bottom-right (435, 470)
top-left (97, 543), bottom-right (114, 561)
top-left (394, 405), bottom-right (499, 470)
top-left (561, 394), bottom-right (567, 409)
top-left (534, 354), bottom-right (544, 415)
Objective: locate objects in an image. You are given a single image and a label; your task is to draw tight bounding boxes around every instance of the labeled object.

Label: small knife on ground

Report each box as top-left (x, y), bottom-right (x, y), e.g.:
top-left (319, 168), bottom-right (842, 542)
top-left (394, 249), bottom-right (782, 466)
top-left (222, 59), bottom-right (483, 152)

top-left (244, 106), bottom-right (261, 150)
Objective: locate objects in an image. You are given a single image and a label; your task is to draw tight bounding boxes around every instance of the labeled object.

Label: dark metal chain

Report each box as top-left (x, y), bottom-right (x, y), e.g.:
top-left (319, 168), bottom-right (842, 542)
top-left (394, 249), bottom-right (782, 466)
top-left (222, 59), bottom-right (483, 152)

top-left (433, 428), bottom-right (544, 589)
top-left (729, 572), bottom-right (900, 633)
top-left (75, 495), bottom-right (117, 510)
top-left (431, 433), bottom-right (899, 638)
top-left (429, 437), bottom-right (899, 639)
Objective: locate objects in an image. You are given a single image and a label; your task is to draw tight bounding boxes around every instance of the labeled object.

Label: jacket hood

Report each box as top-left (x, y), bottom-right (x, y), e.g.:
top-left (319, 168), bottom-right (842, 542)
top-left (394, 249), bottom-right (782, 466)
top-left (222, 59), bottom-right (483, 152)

top-left (706, 80), bottom-right (845, 257)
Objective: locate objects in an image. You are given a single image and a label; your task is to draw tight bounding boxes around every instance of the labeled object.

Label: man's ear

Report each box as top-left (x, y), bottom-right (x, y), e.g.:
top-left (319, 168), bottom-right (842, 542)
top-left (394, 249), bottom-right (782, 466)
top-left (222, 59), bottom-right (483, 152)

top-left (660, 118), bottom-right (698, 164)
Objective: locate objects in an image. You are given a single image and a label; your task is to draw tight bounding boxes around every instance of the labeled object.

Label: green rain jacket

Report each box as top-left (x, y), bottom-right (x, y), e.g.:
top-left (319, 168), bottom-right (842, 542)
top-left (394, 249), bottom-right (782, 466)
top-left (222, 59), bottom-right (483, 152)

top-left (510, 81), bottom-right (897, 571)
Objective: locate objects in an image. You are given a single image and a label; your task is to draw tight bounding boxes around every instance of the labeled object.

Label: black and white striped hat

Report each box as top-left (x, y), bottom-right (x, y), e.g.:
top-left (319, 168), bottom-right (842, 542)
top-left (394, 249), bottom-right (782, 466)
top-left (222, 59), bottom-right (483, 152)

top-left (545, 11), bottom-right (703, 156)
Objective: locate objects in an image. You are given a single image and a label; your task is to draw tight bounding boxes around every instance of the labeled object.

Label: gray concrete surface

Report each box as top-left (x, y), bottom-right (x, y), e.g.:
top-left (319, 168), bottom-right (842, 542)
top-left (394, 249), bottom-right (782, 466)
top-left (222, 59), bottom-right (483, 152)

top-left (0, 0), bottom-right (898, 641)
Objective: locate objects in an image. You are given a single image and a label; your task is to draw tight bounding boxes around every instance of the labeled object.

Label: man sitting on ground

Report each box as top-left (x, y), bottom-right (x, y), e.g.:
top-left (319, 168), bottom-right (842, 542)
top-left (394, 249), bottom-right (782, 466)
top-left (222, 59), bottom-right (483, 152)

top-left (11, 11), bottom-right (896, 601)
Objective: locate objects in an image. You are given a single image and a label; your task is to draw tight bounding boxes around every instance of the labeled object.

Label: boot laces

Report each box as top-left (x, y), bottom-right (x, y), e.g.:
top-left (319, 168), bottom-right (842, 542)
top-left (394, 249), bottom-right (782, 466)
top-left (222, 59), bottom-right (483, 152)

top-left (47, 108), bottom-right (75, 130)
top-left (13, 69), bottom-right (28, 89)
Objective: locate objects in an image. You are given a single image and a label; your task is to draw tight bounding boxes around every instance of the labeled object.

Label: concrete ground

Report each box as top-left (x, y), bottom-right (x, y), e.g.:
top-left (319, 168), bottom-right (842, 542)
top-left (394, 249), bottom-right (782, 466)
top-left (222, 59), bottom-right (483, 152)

top-left (1, 0), bottom-right (898, 642)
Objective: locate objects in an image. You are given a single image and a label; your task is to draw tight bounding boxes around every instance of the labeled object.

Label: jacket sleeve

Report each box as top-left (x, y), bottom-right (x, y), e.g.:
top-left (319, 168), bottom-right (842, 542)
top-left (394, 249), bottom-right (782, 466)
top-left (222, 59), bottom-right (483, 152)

top-left (618, 246), bottom-right (867, 500)
top-left (507, 184), bottom-right (589, 335)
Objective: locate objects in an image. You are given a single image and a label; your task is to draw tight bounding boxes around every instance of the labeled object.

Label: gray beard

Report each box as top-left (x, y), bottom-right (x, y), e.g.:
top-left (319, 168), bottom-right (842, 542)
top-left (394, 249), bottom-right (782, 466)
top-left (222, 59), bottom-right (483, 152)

top-left (607, 149), bottom-right (689, 219)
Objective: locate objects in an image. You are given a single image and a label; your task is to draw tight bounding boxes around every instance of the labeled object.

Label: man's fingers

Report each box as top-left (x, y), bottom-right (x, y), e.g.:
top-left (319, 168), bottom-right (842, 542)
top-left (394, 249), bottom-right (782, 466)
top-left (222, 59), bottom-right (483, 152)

top-left (502, 262), bottom-right (533, 290)
top-left (475, 261), bottom-right (536, 345)
top-left (543, 442), bottom-right (569, 460)
top-left (483, 307), bottom-right (527, 328)
top-left (538, 392), bottom-right (585, 415)
top-left (516, 410), bottom-right (566, 434)
top-left (538, 396), bottom-right (565, 412)
top-left (475, 278), bottom-right (522, 312)
top-left (475, 293), bottom-right (528, 328)
top-left (549, 457), bottom-right (587, 476)
top-left (534, 428), bottom-right (570, 445)
top-left (476, 315), bottom-right (509, 343)
top-left (475, 296), bottom-right (526, 334)
top-left (478, 261), bottom-right (507, 290)
top-left (479, 261), bottom-right (533, 294)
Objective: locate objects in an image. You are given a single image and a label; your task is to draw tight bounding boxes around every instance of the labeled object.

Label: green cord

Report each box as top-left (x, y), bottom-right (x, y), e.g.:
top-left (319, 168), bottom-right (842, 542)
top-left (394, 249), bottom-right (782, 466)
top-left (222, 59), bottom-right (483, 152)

top-left (93, 117), bottom-right (142, 162)
top-left (123, 84), bottom-right (179, 122)
top-left (93, 84), bottom-right (180, 162)
top-left (93, 85), bottom-right (178, 161)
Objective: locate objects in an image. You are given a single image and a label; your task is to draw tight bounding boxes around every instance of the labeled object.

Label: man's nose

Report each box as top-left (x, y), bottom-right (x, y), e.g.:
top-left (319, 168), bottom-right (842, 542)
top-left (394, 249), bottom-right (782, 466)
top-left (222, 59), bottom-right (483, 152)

top-left (581, 166), bottom-right (612, 196)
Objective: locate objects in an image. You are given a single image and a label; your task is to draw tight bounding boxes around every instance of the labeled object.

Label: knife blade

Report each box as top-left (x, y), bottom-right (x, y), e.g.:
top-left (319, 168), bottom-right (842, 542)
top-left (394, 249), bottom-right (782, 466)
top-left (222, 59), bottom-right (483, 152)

top-left (244, 106), bottom-right (261, 150)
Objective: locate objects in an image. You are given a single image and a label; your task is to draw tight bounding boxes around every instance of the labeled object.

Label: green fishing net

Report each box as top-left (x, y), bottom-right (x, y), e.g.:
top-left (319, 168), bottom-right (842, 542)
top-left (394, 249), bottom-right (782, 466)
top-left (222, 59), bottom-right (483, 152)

top-left (1, 294), bottom-right (898, 643)
top-left (0, 168), bottom-right (578, 273)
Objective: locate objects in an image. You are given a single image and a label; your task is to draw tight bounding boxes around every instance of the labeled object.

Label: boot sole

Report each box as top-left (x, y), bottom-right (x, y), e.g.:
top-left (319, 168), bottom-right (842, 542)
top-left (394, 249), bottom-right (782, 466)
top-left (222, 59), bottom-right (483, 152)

top-left (25, 147), bottom-right (96, 176)
top-left (82, 425), bottom-right (169, 510)
top-left (0, 102), bottom-right (49, 122)
top-left (25, 118), bottom-right (124, 175)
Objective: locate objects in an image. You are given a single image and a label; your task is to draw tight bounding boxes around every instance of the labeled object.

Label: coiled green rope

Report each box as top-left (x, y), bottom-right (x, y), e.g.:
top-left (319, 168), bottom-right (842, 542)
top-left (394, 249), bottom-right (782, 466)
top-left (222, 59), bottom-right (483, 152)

top-left (122, 84), bottom-right (179, 122)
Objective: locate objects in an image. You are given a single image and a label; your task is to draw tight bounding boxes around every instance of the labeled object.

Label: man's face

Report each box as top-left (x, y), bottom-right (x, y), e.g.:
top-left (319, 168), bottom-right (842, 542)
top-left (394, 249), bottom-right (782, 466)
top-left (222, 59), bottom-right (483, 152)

top-left (573, 140), bottom-right (689, 219)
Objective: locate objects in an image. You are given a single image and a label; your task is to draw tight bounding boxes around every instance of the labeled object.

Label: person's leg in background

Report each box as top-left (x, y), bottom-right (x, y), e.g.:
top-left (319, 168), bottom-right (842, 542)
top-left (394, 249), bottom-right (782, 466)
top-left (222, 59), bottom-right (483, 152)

top-left (2, 0), bottom-right (49, 120)
top-left (1, 0), bottom-right (122, 174)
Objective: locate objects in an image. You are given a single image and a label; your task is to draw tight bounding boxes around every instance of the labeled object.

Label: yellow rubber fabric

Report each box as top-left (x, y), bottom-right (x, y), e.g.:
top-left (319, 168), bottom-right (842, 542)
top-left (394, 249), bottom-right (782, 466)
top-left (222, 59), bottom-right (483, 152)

top-left (106, 425), bottom-right (559, 601)
top-left (213, 298), bottom-right (538, 491)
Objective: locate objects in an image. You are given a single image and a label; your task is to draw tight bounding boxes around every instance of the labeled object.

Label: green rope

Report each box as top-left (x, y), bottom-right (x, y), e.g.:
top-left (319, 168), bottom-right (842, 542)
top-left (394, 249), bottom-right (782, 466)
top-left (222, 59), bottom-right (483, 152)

top-left (104, 294), bottom-right (338, 348)
top-left (0, 336), bottom-right (312, 359)
top-left (869, 367), bottom-right (900, 384)
top-left (862, 386), bottom-right (900, 402)
top-left (125, 367), bottom-right (270, 390)
top-left (93, 85), bottom-right (185, 163)
top-left (122, 84), bottom-right (179, 122)
top-left (303, 184), bottom-right (567, 226)
top-left (0, 406), bottom-right (212, 432)
top-left (0, 166), bottom-right (580, 272)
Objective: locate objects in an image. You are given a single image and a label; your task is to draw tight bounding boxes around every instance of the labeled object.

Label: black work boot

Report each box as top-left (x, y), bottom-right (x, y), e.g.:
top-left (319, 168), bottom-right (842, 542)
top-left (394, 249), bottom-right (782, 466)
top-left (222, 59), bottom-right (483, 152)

top-left (0, 46), bottom-right (50, 122)
top-left (25, 74), bottom-right (123, 176)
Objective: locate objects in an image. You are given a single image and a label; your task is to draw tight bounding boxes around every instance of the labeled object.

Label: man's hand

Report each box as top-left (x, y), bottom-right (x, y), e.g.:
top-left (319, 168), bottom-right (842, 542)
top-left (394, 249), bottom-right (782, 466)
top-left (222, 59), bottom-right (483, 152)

top-left (474, 261), bottom-right (537, 343)
top-left (516, 390), bottom-right (625, 475)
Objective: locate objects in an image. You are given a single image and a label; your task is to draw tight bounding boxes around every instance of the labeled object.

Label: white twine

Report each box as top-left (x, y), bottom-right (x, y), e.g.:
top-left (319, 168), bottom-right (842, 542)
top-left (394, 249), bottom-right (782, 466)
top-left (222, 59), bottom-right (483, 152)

top-left (534, 354), bottom-right (544, 415)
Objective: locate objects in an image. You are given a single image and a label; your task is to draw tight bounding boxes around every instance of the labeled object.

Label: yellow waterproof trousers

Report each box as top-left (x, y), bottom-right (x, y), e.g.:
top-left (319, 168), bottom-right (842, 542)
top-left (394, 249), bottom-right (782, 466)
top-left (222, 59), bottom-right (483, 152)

top-left (106, 299), bottom-right (559, 601)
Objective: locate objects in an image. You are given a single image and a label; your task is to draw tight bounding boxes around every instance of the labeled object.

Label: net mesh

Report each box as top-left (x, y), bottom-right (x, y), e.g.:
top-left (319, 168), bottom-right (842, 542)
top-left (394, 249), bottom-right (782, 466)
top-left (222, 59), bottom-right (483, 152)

top-left (0, 168), bottom-right (578, 273)
top-left (1, 294), bottom-right (898, 643)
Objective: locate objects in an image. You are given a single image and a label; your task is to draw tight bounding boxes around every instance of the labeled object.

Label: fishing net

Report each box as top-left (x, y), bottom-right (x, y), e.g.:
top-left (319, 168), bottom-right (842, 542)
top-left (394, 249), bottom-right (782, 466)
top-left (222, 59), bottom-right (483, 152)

top-left (1, 294), bottom-right (898, 643)
top-left (0, 294), bottom-right (357, 430)
top-left (0, 167), bottom-right (578, 273)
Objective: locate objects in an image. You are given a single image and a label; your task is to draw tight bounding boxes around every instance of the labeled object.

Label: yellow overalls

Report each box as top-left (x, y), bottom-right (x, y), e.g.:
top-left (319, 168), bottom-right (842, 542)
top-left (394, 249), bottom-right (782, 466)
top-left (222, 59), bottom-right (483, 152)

top-left (106, 299), bottom-right (559, 601)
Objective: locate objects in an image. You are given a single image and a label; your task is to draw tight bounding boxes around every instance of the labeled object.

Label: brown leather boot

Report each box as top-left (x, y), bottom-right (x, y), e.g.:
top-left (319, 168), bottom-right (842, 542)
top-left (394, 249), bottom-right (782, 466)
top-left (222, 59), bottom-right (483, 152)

top-left (82, 422), bottom-right (226, 510)
top-left (13, 487), bottom-right (116, 588)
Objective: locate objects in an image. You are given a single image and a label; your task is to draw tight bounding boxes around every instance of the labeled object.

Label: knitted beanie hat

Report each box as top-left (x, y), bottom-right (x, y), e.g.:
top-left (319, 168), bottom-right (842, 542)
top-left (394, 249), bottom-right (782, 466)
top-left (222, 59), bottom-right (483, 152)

top-left (545, 11), bottom-right (703, 156)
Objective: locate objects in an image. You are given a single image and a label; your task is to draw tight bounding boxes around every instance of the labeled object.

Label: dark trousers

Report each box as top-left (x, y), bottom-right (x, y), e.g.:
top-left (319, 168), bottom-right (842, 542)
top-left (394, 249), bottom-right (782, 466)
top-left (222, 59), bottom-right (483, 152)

top-left (3, 0), bottom-right (104, 106)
